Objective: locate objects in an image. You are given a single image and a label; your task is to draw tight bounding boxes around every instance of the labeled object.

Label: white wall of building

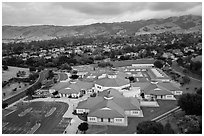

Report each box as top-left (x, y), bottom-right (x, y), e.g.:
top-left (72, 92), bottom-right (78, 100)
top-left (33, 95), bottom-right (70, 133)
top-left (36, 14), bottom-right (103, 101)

top-left (87, 117), bottom-right (97, 122)
top-left (114, 118), bottom-right (125, 123)
top-left (95, 83), bottom-right (130, 92)
top-left (132, 64), bottom-right (154, 67)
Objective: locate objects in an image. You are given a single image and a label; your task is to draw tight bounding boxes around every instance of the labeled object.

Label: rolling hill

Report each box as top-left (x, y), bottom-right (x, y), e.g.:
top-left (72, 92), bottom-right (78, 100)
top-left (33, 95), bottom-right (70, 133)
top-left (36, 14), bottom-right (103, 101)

top-left (2, 15), bottom-right (202, 43)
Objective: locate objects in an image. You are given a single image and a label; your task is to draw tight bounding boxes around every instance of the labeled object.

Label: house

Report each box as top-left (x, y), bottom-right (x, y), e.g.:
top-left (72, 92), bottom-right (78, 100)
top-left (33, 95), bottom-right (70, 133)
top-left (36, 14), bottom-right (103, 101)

top-left (57, 80), bottom-right (94, 98)
top-left (141, 81), bottom-right (176, 100)
top-left (158, 81), bottom-right (182, 95)
top-left (76, 88), bottom-right (143, 126)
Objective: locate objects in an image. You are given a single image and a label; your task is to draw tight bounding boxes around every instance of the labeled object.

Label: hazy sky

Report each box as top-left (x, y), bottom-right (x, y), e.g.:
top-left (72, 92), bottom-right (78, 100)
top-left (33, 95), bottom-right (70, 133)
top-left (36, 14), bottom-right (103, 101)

top-left (2, 2), bottom-right (202, 26)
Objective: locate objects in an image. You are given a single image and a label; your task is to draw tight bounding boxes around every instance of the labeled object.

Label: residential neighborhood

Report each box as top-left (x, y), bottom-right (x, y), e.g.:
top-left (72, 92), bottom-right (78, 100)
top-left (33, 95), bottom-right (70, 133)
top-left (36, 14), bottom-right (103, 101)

top-left (2, 2), bottom-right (202, 134)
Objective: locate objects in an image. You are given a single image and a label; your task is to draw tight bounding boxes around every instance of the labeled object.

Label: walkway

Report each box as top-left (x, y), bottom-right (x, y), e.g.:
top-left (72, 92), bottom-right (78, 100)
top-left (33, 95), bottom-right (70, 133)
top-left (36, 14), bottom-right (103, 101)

top-left (29, 94), bottom-right (90, 134)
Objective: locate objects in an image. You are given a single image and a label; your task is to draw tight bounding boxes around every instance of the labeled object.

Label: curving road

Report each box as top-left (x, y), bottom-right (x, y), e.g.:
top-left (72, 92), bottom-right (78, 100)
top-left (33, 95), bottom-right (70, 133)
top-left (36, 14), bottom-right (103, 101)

top-left (3, 70), bottom-right (49, 106)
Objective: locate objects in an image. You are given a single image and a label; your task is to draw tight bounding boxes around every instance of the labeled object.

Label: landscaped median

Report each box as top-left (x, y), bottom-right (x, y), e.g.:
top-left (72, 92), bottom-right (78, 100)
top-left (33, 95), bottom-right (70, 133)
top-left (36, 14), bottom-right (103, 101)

top-left (18, 107), bottom-right (33, 117)
top-left (27, 123), bottom-right (41, 134)
top-left (45, 107), bottom-right (57, 117)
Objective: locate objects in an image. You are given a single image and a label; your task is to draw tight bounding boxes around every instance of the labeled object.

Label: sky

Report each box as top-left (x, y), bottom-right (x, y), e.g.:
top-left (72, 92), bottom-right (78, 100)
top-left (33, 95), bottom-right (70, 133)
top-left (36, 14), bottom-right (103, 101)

top-left (2, 2), bottom-right (202, 26)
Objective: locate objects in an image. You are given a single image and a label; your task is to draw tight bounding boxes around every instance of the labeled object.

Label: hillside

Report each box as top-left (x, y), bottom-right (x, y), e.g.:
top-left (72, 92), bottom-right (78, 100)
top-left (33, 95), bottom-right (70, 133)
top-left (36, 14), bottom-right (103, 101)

top-left (2, 15), bottom-right (202, 43)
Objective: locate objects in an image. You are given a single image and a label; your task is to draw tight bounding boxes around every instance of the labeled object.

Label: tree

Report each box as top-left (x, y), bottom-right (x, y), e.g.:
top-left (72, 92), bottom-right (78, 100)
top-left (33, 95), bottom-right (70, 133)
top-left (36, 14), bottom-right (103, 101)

top-left (37, 66), bottom-right (45, 72)
top-left (178, 93), bottom-right (202, 116)
top-left (2, 65), bottom-right (8, 70)
top-left (177, 58), bottom-right (184, 66)
top-left (129, 76), bottom-right (135, 82)
top-left (98, 62), bottom-right (113, 68)
top-left (154, 60), bottom-right (163, 69)
top-left (163, 121), bottom-right (175, 134)
top-left (2, 103), bottom-right (8, 109)
top-left (177, 115), bottom-right (201, 134)
top-left (167, 59), bottom-right (172, 66)
top-left (52, 91), bottom-right (58, 96)
top-left (78, 122), bottom-right (89, 134)
top-left (61, 63), bottom-right (72, 71)
top-left (47, 70), bottom-right (54, 80)
top-left (196, 88), bottom-right (202, 95)
top-left (182, 76), bottom-right (190, 84)
top-left (137, 121), bottom-right (164, 134)
top-left (72, 70), bottom-right (78, 75)
top-left (70, 75), bottom-right (79, 79)
top-left (29, 67), bottom-right (36, 72)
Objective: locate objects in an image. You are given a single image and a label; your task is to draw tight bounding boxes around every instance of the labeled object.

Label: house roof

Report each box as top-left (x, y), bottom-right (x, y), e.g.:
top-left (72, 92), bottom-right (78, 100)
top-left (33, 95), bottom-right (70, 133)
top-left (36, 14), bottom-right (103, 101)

top-left (98, 88), bottom-right (124, 98)
top-left (131, 82), bottom-right (150, 90)
top-left (88, 99), bottom-right (125, 118)
top-left (78, 90), bottom-right (141, 118)
top-left (95, 76), bottom-right (130, 87)
top-left (158, 82), bottom-right (180, 91)
top-left (147, 68), bottom-right (169, 80)
top-left (58, 80), bottom-right (94, 94)
top-left (77, 96), bottom-right (104, 109)
top-left (113, 97), bottom-right (141, 110)
top-left (50, 82), bottom-right (70, 91)
top-left (143, 82), bottom-right (173, 95)
top-left (110, 59), bottom-right (155, 67)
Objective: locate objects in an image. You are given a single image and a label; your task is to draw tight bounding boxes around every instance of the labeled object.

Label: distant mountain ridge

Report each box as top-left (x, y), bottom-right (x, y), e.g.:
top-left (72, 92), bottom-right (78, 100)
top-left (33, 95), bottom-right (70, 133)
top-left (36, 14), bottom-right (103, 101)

top-left (2, 15), bottom-right (202, 43)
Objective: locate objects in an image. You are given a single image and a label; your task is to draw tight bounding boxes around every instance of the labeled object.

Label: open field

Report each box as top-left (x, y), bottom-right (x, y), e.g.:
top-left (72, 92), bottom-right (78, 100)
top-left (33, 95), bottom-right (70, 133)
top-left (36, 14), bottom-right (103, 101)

top-left (2, 66), bottom-right (30, 82)
top-left (2, 101), bottom-right (68, 134)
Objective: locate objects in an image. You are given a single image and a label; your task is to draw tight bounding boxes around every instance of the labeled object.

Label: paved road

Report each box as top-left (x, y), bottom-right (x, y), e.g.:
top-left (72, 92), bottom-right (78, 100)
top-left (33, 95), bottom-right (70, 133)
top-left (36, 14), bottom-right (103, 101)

top-left (3, 70), bottom-right (49, 106)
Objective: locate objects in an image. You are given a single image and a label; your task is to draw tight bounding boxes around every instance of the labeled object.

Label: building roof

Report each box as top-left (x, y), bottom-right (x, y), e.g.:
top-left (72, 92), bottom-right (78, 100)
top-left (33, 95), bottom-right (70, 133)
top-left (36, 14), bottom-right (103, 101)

top-left (98, 88), bottom-right (124, 98)
top-left (77, 96), bottom-right (104, 109)
top-left (78, 91), bottom-right (141, 118)
top-left (131, 82), bottom-right (150, 90)
top-left (113, 97), bottom-right (141, 110)
top-left (147, 68), bottom-right (170, 80)
top-left (58, 80), bottom-right (94, 94)
top-left (110, 59), bottom-right (155, 67)
top-left (158, 82), bottom-right (180, 91)
top-left (88, 100), bottom-right (125, 118)
top-left (95, 76), bottom-right (130, 87)
top-left (143, 82), bottom-right (173, 95)
top-left (50, 82), bottom-right (70, 91)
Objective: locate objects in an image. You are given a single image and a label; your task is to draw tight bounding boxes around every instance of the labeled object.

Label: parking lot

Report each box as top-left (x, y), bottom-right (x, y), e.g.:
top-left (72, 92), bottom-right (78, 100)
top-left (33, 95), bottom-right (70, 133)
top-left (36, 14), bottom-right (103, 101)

top-left (50, 118), bottom-right (72, 134)
top-left (2, 101), bottom-right (69, 134)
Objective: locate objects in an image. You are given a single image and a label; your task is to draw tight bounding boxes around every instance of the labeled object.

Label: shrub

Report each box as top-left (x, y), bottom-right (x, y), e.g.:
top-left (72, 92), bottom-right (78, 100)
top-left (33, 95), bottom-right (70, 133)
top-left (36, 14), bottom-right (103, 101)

top-left (2, 65), bottom-right (8, 70)
top-left (2, 103), bottom-right (8, 109)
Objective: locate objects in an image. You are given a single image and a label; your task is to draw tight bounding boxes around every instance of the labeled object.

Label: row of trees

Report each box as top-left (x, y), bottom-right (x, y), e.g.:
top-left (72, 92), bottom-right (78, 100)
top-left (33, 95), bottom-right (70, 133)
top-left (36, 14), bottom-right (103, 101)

top-left (137, 121), bottom-right (174, 134)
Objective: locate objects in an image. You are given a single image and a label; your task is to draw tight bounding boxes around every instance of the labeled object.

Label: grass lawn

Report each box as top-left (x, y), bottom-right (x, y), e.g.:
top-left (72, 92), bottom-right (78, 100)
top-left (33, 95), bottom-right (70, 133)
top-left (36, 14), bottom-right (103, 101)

top-left (181, 79), bottom-right (202, 94)
top-left (172, 61), bottom-right (202, 80)
top-left (86, 125), bottom-right (108, 134)
top-left (2, 82), bottom-right (29, 100)
top-left (88, 100), bottom-right (178, 134)
top-left (2, 66), bottom-right (30, 82)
